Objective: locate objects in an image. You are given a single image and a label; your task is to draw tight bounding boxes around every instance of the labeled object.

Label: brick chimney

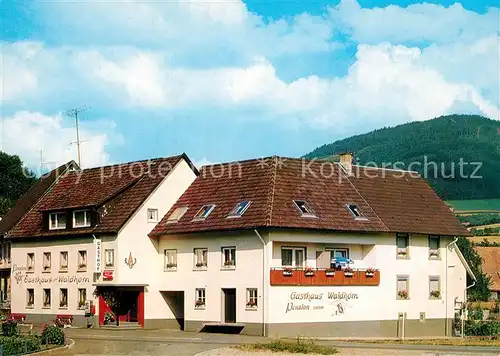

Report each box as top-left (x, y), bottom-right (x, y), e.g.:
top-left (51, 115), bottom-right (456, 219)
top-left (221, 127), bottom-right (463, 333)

top-left (340, 152), bottom-right (353, 176)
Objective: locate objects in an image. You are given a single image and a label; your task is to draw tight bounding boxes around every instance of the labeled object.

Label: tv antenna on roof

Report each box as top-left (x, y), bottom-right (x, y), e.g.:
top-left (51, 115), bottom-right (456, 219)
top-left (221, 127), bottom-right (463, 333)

top-left (65, 106), bottom-right (90, 167)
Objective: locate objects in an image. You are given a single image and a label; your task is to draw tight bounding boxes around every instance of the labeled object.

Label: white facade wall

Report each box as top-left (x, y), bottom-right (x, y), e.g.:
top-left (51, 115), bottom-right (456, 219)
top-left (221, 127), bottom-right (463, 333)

top-left (156, 232), bottom-right (264, 325)
top-left (267, 231), bottom-right (467, 325)
top-left (105, 159), bottom-right (197, 321)
top-left (10, 237), bottom-right (115, 319)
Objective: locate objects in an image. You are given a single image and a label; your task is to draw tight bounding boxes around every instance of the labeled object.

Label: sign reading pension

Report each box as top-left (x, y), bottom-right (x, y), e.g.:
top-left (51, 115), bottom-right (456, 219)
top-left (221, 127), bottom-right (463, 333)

top-left (285, 291), bottom-right (359, 317)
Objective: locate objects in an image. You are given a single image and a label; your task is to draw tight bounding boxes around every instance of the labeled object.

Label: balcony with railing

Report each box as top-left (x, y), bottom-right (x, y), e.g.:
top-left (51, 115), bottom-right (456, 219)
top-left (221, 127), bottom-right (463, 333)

top-left (270, 267), bottom-right (380, 286)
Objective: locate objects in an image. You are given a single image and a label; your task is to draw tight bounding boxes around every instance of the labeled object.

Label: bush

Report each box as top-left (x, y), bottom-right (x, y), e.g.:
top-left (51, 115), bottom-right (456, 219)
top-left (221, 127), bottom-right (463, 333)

top-left (0, 335), bottom-right (41, 355)
top-left (41, 325), bottom-right (65, 345)
top-left (1, 320), bottom-right (19, 337)
top-left (465, 321), bottom-right (500, 336)
top-left (470, 307), bottom-right (484, 321)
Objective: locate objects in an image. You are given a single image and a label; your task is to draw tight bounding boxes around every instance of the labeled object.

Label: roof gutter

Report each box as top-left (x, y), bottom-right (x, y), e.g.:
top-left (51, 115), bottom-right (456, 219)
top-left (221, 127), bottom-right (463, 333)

top-left (254, 229), bottom-right (266, 337)
top-left (445, 237), bottom-right (458, 337)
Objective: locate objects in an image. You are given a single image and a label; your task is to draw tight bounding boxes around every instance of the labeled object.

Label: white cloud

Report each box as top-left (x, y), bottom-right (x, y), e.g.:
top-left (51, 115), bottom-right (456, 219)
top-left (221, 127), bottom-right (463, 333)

top-left (1, 111), bottom-right (113, 171)
top-left (0, 42), bottom-right (40, 102)
top-left (329, 0), bottom-right (499, 44)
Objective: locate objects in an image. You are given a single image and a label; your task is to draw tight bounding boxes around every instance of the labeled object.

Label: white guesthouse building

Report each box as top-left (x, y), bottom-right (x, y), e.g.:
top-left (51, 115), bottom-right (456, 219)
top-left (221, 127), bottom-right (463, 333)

top-left (7, 154), bottom-right (473, 337)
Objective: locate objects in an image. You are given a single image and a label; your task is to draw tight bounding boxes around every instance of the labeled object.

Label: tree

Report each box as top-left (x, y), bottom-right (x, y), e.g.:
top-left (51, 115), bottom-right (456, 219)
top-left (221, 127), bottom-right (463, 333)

top-left (0, 152), bottom-right (37, 215)
top-left (456, 237), bottom-right (491, 301)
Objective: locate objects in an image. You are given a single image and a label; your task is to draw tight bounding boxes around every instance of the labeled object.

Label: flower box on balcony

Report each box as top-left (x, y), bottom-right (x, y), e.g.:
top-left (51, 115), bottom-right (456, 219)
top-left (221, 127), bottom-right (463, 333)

top-left (304, 268), bottom-right (315, 277)
top-left (365, 268), bottom-right (377, 277)
top-left (283, 268), bottom-right (294, 276)
top-left (344, 268), bottom-right (354, 277)
top-left (325, 270), bottom-right (336, 277)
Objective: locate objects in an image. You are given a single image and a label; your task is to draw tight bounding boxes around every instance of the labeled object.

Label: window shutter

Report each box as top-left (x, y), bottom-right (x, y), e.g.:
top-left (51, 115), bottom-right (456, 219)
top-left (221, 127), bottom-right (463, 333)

top-left (91, 209), bottom-right (100, 227)
top-left (42, 212), bottom-right (50, 231)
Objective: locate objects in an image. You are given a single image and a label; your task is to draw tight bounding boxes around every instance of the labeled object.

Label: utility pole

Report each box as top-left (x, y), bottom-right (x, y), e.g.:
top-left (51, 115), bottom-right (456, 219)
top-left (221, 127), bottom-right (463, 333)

top-left (65, 107), bottom-right (89, 167)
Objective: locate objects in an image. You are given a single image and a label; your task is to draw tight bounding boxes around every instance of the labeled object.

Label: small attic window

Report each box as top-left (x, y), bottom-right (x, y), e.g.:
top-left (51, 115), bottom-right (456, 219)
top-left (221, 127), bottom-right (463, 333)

top-left (346, 204), bottom-right (367, 220)
top-left (228, 201), bottom-right (251, 218)
top-left (193, 205), bottom-right (216, 221)
top-left (293, 200), bottom-right (316, 218)
top-left (167, 207), bottom-right (188, 224)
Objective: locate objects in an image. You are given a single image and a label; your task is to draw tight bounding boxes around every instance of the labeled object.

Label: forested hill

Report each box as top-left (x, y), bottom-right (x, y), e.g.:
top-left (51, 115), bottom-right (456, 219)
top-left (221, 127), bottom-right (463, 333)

top-left (304, 115), bottom-right (500, 200)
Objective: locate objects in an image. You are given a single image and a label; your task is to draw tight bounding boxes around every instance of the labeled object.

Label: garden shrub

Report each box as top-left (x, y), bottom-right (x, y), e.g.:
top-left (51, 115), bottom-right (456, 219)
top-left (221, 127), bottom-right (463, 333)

top-left (41, 325), bottom-right (65, 345)
top-left (470, 307), bottom-right (484, 321)
top-left (1, 320), bottom-right (18, 337)
top-left (0, 335), bottom-right (41, 355)
top-left (465, 321), bottom-right (500, 336)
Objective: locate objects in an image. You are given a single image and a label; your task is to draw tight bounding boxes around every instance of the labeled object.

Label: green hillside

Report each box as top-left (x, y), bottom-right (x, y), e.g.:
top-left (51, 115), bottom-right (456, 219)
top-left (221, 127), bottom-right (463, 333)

top-left (305, 115), bottom-right (500, 200)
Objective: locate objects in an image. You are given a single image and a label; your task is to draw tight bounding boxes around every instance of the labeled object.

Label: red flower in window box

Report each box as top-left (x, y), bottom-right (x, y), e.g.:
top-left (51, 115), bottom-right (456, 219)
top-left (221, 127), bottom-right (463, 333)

top-left (344, 267), bottom-right (354, 277)
top-left (304, 267), bottom-right (315, 277)
top-left (365, 268), bottom-right (376, 277)
top-left (282, 267), bottom-right (294, 276)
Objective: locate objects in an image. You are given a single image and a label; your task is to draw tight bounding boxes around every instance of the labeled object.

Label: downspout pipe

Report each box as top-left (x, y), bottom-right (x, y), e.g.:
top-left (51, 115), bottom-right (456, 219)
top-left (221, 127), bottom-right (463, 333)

top-left (462, 281), bottom-right (476, 338)
top-left (445, 237), bottom-right (459, 337)
top-left (254, 229), bottom-right (266, 337)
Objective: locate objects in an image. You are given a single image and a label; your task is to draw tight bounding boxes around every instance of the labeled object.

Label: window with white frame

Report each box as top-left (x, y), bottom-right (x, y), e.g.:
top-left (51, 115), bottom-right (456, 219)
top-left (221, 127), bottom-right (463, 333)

top-left (195, 288), bottom-right (206, 308)
top-left (246, 288), bottom-right (258, 309)
top-left (73, 210), bottom-right (91, 228)
top-left (228, 201), bottom-right (251, 218)
top-left (147, 208), bottom-right (159, 223)
top-left (166, 207), bottom-right (188, 223)
top-left (43, 288), bottom-right (51, 308)
top-left (396, 233), bottom-right (409, 258)
top-left (221, 247), bottom-right (236, 268)
top-left (397, 275), bottom-right (409, 300)
top-left (60, 251), bottom-right (68, 271)
top-left (26, 289), bottom-right (34, 308)
top-left (78, 250), bottom-right (87, 270)
top-left (60, 288), bottom-right (68, 308)
top-left (329, 248), bottom-right (349, 268)
top-left (43, 252), bottom-right (51, 272)
top-left (27, 253), bottom-right (35, 272)
top-left (193, 205), bottom-right (216, 220)
top-left (429, 236), bottom-right (440, 259)
top-left (194, 248), bottom-right (208, 269)
top-left (429, 276), bottom-right (441, 299)
top-left (164, 249), bottom-right (177, 270)
top-left (78, 288), bottom-right (87, 309)
top-left (49, 212), bottom-right (67, 230)
top-left (105, 249), bottom-right (114, 268)
top-left (281, 247), bottom-right (306, 267)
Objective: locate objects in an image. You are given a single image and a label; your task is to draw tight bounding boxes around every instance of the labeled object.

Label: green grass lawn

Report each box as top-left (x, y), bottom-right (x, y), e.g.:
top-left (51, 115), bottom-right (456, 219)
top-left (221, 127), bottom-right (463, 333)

top-left (237, 339), bottom-right (338, 355)
top-left (447, 199), bottom-right (500, 212)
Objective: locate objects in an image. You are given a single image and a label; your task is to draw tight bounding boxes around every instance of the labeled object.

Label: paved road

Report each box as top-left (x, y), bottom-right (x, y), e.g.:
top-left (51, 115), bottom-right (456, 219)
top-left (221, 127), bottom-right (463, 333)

top-left (54, 328), bottom-right (500, 356)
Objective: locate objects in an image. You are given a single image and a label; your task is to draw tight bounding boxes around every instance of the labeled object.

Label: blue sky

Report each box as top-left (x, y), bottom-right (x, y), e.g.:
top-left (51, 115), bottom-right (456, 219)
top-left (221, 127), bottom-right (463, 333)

top-left (1, 0), bottom-right (499, 171)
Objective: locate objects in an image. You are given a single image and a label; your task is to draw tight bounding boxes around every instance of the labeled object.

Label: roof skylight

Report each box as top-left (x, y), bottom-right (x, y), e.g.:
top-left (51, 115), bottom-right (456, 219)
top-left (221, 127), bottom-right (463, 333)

top-left (193, 204), bottom-right (216, 221)
top-left (346, 204), bottom-right (367, 219)
top-left (166, 206), bottom-right (188, 224)
top-left (228, 201), bottom-right (251, 218)
top-left (293, 200), bottom-right (316, 218)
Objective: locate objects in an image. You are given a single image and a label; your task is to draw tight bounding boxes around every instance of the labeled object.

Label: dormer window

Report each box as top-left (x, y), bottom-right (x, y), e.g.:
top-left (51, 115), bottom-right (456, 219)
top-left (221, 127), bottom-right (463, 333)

top-left (167, 207), bottom-right (188, 224)
top-left (193, 205), bottom-right (216, 221)
top-left (346, 204), bottom-right (366, 219)
top-left (228, 201), bottom-right (251, 218)
top-left (49, 212), bottom-right (67, 230)
top-left (73, 210), bottom-right (91, 228)
top-left (293, 200), bottom-right (316, 218)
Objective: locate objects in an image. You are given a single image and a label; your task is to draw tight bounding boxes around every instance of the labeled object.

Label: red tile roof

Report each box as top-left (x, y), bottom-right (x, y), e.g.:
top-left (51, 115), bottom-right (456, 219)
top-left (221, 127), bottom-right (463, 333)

top-left (349, 166), bottom-right (470, 236)
top-left (0, 161), bottom-right (78, 235)
top-left (475, 247), bottom-right (500, 292)
top-left (9, 155), bottom-right (190, 238)
top-left (151, 157), bottom-right (468, 237)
